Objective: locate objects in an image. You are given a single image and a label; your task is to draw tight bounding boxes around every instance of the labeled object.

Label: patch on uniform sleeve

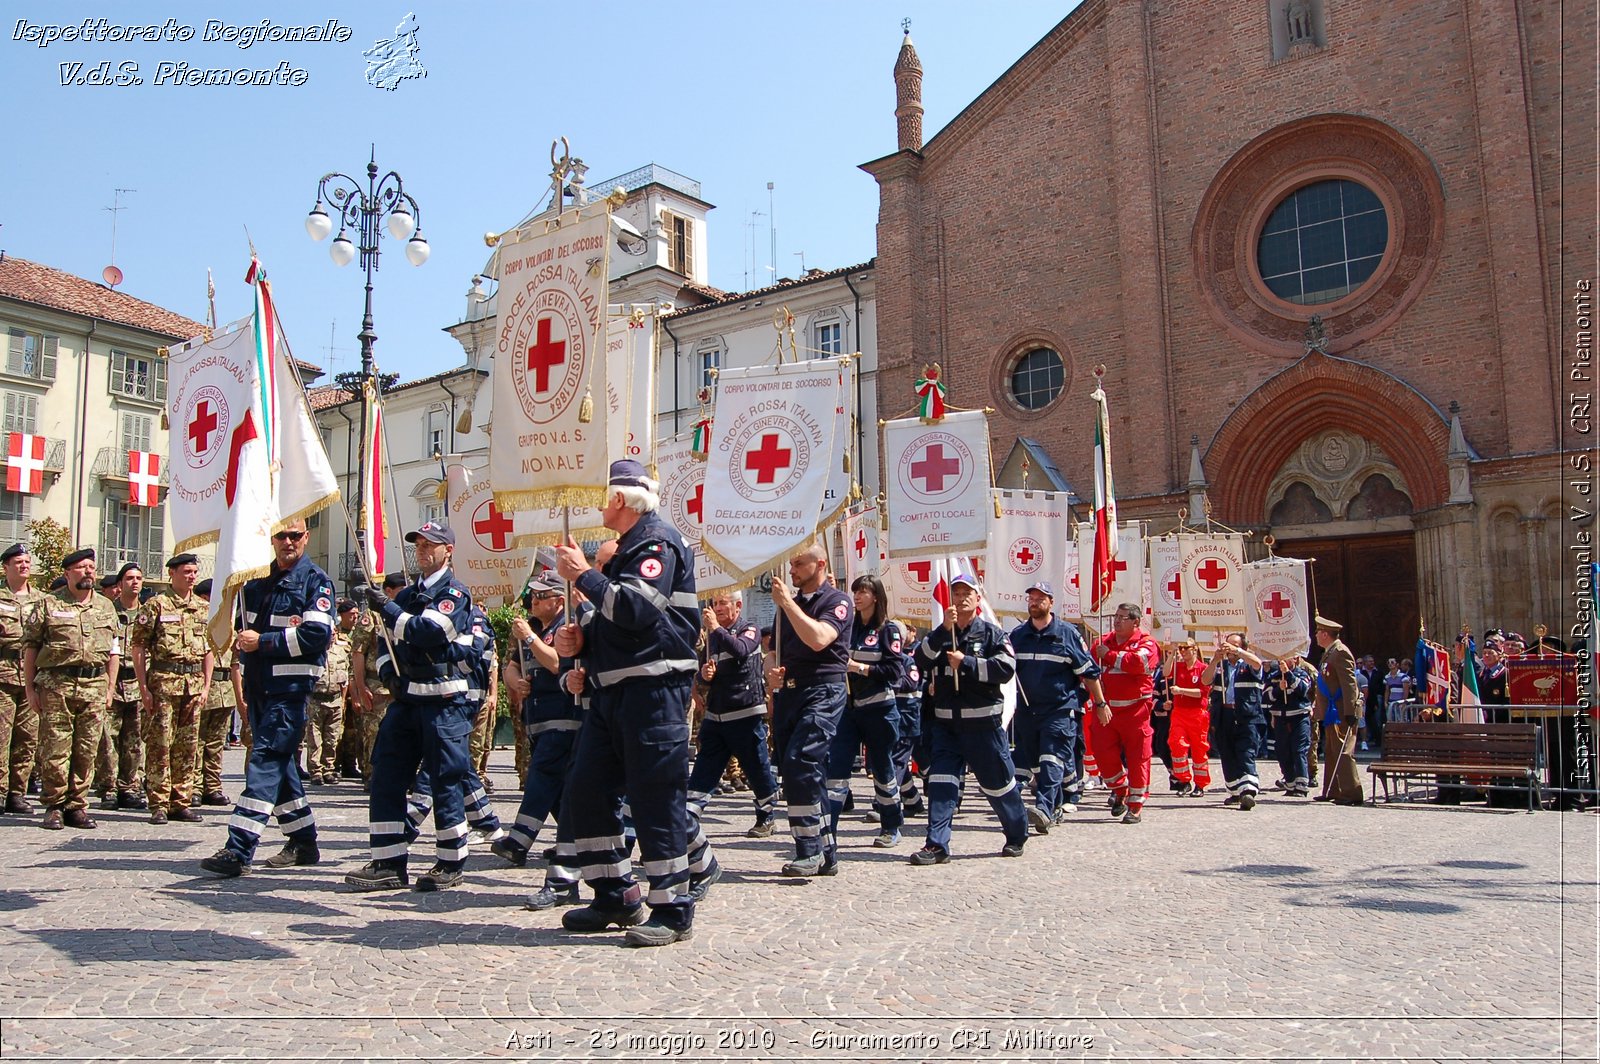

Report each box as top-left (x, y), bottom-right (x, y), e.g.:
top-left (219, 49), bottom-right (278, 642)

top-left (447, 587), bottom-right (464, 598)
top-left (833, 603), bottom-right (848, 621)
top-left (316, 596), bottom-right (331, 612)
top-left (135, 612), bottom-right (150, 627)
top-left (438, 599), bottom-right (455, 615)
top-left (289, 616), bottom-right (302, 627)
top-left (865, 633), bottom-right (878, 647)
top-left (891, 638), bottom-right (902, 653)
top-left (639, 557), bottom-right (663, 579)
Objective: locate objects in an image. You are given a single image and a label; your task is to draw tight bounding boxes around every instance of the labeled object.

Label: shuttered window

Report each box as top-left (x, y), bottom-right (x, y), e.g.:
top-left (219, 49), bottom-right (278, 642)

top-left (6, 329), bottom-right (58, 382)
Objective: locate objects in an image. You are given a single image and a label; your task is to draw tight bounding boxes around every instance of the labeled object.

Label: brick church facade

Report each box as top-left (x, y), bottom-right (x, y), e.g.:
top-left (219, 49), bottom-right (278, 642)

top-left (864, 0), bottom-right (1593, 657)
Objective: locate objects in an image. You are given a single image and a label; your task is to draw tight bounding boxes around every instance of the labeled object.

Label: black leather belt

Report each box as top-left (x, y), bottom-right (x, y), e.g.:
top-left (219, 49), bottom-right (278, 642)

top-left (48, 664), bottom-right (105, 679)
top-left (153, 661), bottom-right (204, 675)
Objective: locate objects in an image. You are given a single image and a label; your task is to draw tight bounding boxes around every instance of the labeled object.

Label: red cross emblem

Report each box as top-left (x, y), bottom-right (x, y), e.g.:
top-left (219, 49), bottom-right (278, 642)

top-left (1195, 558), bottom-right (1229, 592)
top-left (1165, 572), bottom-right (1183, 601)
top-left (187, 400), bottom-right (218, 453)
top-left (472, 500), bottom-right (515, 552)
top-left (910, 443), bottom-right (961, 493)
top-left (907, 561), bottom-right (933, 583)
top-left (686, 483), bottom-right (704, 525)
top-left (1261, 590), bottom-right (1293, 619)
top-left (526, 316), bottom-right (567, 395)
top-left (743, 433), bottom-right (793, 485)
top-left (854, 531), bottom-right (867, 559)
top-left (1015, 545), bottom-right (1035, 567)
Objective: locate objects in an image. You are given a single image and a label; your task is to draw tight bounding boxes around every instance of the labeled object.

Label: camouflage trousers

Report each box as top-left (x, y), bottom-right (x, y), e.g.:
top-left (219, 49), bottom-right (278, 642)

top-left (195, 704), bottom-right (232, 797)
top-left (470, 703), bottom-right (494, 778)
top-left (0, 679), bottom-right (35, 798)
top-left (143, 692), bottom-right (202, 812)
top-left (37, 689), bottom-right (105, 813)
top-left (96, 699), bottom-right (142, 796)
top-left (512, 712), bottom-right (528, 787)
top-left (344, 693), bottom-right (388, 782)
top-left (305, 689), bottom-right (345, 778)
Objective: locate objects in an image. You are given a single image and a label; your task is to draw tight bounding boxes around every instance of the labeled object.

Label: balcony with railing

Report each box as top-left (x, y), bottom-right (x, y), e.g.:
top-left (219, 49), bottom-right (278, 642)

top-left (97, 540), bottom-right (166, 576)
top-left (587, 163), bottom-right (702, 201)
top-left (0, 437), bottom-right (68, 480)
top-left (91, 447), bottom-right (172, 485)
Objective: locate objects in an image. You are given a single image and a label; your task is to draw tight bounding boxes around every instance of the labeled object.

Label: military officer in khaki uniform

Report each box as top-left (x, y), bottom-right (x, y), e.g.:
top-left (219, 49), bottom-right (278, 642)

top-left (347, 573), bottom-right (404, 788)
top-left (304, 604), bottom-right (353, 784)
top-left (23, 548), bottom-right (121, 830)
top-left (130, 553), bottom-right (213, 825)
top-left (191, 578), bottom-right (234, 806)
top-left (96, 562), bottom-right (147, 810)
top-left (0, 543), bottom-right (40, 816)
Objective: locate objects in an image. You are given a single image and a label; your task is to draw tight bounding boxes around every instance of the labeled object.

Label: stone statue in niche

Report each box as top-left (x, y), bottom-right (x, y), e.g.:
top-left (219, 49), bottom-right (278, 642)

top-left (1287, 0), bottom-right (1315, 44)
top-left (1320, 434), bottom-right (1350, 473)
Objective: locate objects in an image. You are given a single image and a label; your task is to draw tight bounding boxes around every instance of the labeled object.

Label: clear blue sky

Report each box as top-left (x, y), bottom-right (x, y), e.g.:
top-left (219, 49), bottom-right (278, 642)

top-left (1, 1), bottom-right (1077, 384)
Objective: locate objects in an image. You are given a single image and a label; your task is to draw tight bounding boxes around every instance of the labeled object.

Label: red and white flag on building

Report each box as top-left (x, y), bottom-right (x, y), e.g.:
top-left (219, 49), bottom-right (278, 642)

top-left (1087, 380), bottom-right (1119, 613)
top-left (987, 489), bottom-right (1069, 621)
top-left (127, 449), bottom-right (161, 507)
top-left (1242, 557), bottom-right (1311, 659)
top-left (883, 409), bottom-right (991, 558)
top-left (489, 206), bottom-right (612, 514)
top-left (1177, 532), bottom-right (1248, 634)
top-left (360, 381), bottom-right (388, 580)
top-left (5, 433), bottom-right (45, 494)
top-left (700, 361), bottom-right (840, 579)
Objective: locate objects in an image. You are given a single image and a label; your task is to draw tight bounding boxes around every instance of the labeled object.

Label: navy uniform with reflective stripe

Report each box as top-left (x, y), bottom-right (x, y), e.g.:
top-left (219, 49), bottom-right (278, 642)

top-left (919, 616), bottom-right (1028, 852)
top-left (772, 583), bottom-right (852, 863)
top-left (1210, 654), bottom-right (1265, 799)
top-left (503, 608), bottom-right (583, 858)
top-left (892, 641), bottom-right (924, 810)
top-left (1264, 661), bottom-right (1314, 792)
top-left (827, 615), bottom-right (906, 838)
top-left (365, 567), bottom-right (479, 871)
top-left (566, 510), bottom-right (706, 929)
top-left (405, 605), bottom-right (503, 843)
top-left (687, 616), bottom-right (778, 822)
top-left (223, 555), bottom-right (335, 862)
top-left (1010, 615), bottom-right (1101, 819)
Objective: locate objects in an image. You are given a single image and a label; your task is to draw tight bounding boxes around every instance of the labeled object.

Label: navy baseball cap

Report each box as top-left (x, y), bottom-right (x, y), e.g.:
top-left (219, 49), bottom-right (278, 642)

top-left (608, 459), bottom-right (652, 488)
top-left (950, 570), bottom-right (979, 590)
top-left (1025, 580), bottom-right (1055, 598)
top-left (405, 521), bottom-right (455, 546)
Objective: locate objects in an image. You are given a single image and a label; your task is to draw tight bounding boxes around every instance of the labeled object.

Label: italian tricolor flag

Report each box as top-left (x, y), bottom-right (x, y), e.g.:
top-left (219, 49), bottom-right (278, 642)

top-left (361, 380), bottom-right (387, 581)
top-left (1089, 383), bottom-right (1119, 612)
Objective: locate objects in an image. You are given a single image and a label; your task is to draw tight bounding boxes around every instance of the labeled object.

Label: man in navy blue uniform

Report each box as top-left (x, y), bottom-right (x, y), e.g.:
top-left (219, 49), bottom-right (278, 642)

top-left (1264, 653), bottom-right (1315, 797)
top-left (912, 570), bottom-right (1029, 864)
top-left (344, 521), bottom-right (479, 892)
top-left (551, 461), bottom-right (707, 947)
top-left (1009, 581), bottom-right (1106, 832)
top-left (689, 590), bottom-right (780, 838)
top-left (200, 520), bottom-right (334, 877)
top-left (890, 630), bottom-right (926, 817)
top-left (1205, 632), bottom-right (1265, 811)
top-left (766, 542), bottom-right (853, 877)
top-left (492, 576), bottom-right (579, 867)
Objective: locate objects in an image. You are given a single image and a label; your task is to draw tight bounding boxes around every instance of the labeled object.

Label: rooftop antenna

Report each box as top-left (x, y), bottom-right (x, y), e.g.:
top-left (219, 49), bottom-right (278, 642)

top-left (794, 251), bottom-right (808, 273)
top-left (102, 187), bottom-right (135, 286)
top-left (766, 181), bottom-right (777, 283)
top-left (323, 319), bottom-right (351, 378)
top-left (746, 209), bottom-right (765, 289)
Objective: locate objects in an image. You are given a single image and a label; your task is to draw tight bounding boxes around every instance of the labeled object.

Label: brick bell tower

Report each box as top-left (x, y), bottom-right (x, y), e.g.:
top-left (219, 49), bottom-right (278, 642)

top-left (894, 23), bottom-right (924, 152)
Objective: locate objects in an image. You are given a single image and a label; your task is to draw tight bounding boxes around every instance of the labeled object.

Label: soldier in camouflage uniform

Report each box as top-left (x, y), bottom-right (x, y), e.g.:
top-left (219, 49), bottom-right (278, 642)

top-left (0, 543), bottom-right (40, 816)
top-left (191, 578), bottom-right (234, 806)
top-left (470, 631), bottom-right (498, 792)
top-left (96, 563), bottom-right (147, 810)
top-left (23, 548), bottom-right (121, 830)
top-left (130, 554), bottom-right (213, 825)
top-left (304, 606), bottom-right (352, 785)
top-left (347, 573), bottom-right (404, 788)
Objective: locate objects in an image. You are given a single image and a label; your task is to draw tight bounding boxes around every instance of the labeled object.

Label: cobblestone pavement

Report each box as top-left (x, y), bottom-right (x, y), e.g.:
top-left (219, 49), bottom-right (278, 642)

top-left (0, 747), bottom-right (1593, 1062)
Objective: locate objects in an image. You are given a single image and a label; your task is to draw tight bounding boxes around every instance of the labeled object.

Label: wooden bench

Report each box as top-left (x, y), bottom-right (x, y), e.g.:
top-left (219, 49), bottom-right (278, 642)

top-left (1367, 722), bottom-right (1541, 812)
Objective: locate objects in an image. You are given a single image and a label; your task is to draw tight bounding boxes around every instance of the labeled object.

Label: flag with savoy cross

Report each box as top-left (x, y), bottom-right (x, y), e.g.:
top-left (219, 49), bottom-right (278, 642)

top-left (699, 361), bottom-right (840, 580)
top-left (5, 433), bottom-right (45, 494)
top-left (127, 449), bottom-right (161, 507)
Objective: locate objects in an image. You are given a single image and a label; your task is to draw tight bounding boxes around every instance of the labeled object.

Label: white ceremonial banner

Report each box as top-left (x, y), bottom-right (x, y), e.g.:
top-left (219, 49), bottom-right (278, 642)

top-left (884, 409), bottom-right (992, 558)
top-left (167, 319), bottom-right (256, 550)
top-left (1243, 557), bottom-right (1312, 660)
top-left (818, 362), bottom-right (853, 533)
top-left (1148, 535), bottom-right (1184, 639)
top-left (700, 362), bottom-right (839, 579)
top-left (885, 556), bottom-right (940, 626)
top-left (657, 430), bottom-right (732, 594)
top-left (446, 455), bottom-right (540, 607)
top-left (510, 502), bottom-right (608, 549)
top-left (1076, 521), bottom-right (1144, 631)
top-left (1177, 533), bottom-right (1248, 634)
top-left (490, 208), bottom-right (611, 513)
top-left (1061, 538), bottom-right (1083, 622)
top-left (987, 489), bottom-right (1069, 620)
top-left (602, 307), bottom-right (657, 469)
top-left (840, 507), bottom-right (881, 591)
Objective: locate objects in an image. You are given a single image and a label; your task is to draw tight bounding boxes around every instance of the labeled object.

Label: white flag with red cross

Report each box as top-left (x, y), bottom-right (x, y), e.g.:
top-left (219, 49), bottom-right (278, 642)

top-left (1060, 538), bottom-right (1083, 623)
top-left (445, 453), bottom-right (541, 607)
top-left (656, 430), bottom-right (731, 593)
top-left (840, 506), bottom-right (881, 592)
top-left (986, 489), bottom-right (1069, 621)
top-left (1075, 521), bottom-right (1144, 632)
top-left (1243, 557), bottom-right (1311, 659)
top-left (1177, 532), bottom-right (1248, 634)
top-left (489, 206), bottom-right (611, 514)
top-left (700, 361), bottom-right (840, 579)
top-left (1148, 535), bottom-right (1184, 639)
top-left (883, 409), bottom-right (991, 558)
top-left (127, 449), bottom-right (161, 507)
top-left (5, 433), bottom-right (45, 494)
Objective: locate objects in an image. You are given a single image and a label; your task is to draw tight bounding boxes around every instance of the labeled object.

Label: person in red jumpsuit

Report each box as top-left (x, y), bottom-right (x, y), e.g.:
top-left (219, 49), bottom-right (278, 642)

top-left (1088, 603), bottom-right (1160, 823)
top-left (1164, 638), bottom-right (1211, 796)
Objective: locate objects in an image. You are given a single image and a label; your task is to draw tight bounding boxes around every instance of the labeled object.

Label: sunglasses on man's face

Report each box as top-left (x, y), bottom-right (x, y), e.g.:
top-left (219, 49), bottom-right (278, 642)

top-left (273, 531), bottom-right (306, 543)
